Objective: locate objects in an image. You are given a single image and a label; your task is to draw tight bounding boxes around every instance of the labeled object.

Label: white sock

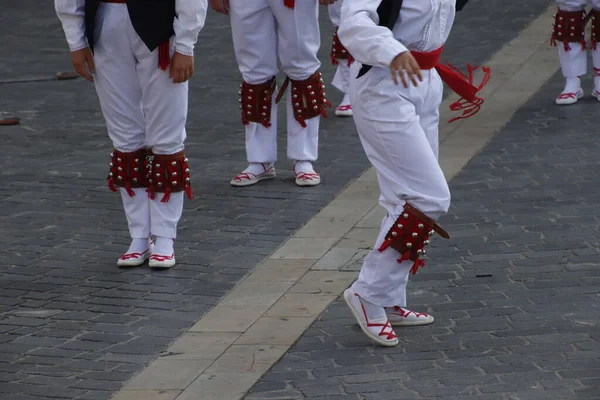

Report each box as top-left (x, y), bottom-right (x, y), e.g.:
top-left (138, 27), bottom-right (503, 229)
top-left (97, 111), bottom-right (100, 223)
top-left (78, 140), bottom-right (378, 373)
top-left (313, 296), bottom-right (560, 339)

top-left (243, 162), bottom-right (273, 176)
top-left (339, 93), bottom-right (350, 107)
top-left (153, 236), bottom-right (174, 256)
top-left (125, 238), bottom-right (151, 255)
top-left (294, 160), bottom-right (315, 174)
top-left (358, 296), bottom-right (388, 322)
top-left (563, 77), bottom-right (581, 93)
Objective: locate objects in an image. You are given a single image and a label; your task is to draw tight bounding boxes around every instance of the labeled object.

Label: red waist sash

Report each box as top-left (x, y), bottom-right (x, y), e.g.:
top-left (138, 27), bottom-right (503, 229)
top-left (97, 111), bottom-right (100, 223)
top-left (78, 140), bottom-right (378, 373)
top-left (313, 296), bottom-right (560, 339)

top-left (411, 46), bottom-right (491, 122)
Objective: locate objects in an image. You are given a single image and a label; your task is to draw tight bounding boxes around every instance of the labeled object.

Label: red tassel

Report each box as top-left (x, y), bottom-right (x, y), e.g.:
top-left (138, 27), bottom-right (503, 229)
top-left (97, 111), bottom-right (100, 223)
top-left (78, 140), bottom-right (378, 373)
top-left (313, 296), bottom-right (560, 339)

top-left (435, 63), bottom-right (491, 123)
top-left (347, 55), bottom-right (355, 67)
top-left (124, 183), bottom-right (135, 197)
top-left (146, 186), bottom-right (155, 200)
top-left (284, 0), bottom-right (294, 9)
top-left (410, 259), bottom-right (426, 275)
top-left (378, 239), bottom-right (392, 252)
top-left (160, 188), bottom-right (172, 203)
top-left (185, 185), bottom-right (193, 200)
top-left (107, 178), bottom-right (118, 192)
top-left (158, 40), bottom-right (171, 71)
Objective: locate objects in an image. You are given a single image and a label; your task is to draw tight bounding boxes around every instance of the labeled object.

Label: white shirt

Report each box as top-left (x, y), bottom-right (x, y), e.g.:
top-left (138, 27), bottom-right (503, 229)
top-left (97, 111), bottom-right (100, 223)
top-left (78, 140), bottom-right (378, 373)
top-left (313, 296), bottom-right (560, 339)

top-left (54, 0), bottom-right (207, 56)
top-left (339, 0), bottom-right (456, 68)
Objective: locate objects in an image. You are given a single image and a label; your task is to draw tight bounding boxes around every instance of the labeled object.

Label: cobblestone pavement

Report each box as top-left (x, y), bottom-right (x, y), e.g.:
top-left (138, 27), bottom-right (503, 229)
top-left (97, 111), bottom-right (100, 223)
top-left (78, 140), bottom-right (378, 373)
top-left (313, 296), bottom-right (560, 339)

top-left (244, 70), bottom-right (600, 400)
top-left (0, 0), bottom-right (555, 399)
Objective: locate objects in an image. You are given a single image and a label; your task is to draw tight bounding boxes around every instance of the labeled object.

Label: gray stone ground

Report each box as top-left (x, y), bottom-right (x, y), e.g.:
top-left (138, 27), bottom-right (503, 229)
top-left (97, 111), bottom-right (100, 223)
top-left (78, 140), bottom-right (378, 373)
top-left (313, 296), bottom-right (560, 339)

top-left (0, 0), bottom-right (557, 399)
top-left (243, 65), bottom-right (600, 400)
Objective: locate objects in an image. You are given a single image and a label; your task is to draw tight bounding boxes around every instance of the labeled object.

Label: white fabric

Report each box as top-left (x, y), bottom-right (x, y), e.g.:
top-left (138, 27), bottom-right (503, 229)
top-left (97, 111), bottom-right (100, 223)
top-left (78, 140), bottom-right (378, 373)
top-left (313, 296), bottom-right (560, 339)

top-left (332, 62), bottom-right (352, 94)
top-left (341, 0), bottom-right (454, 307)
top-left (229, 0), bottom-right (321, 163)
top-left (151, 193), bottom-right (184, 239)
top-left (328, 0), bottom-right (343, 26)
top-left (91, 4), bottom-right (187, 154)
top-left (339, 0), bottom-right (455, 68)
top-left (555, 0), bottom-right (600, 11)
top-left (153, 236), bottom-right (175, 256)
top-left (121, 188), bottom-right (151, 239)
top-left (558, 43), bottom-right (587, 79)
top-left (54, 0), bottom-right (87, 51)
top-left (54, 0), bottom-right (207, 54)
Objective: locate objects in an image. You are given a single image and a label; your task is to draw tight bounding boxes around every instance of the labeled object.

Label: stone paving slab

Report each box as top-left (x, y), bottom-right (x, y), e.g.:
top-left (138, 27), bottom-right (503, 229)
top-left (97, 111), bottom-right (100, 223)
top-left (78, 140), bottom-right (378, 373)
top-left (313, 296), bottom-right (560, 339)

top-left (243, 50), bottom-right (600, 400)
top-left (0, 0), bottom-right (556, 399)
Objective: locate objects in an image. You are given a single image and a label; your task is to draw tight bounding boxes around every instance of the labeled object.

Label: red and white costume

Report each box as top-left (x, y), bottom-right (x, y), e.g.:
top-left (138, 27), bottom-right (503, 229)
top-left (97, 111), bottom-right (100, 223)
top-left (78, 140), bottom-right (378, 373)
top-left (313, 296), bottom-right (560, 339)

top-left (228, 0), bottom-right (330, 187)
top-left (55, 0), bottom-right (207, 268)
top-left (553, 0), bottom-right (600, 104)
top-left (328, 0), bottom-right (355, 116)
top-left (338, 0), bottom-right (488, 346)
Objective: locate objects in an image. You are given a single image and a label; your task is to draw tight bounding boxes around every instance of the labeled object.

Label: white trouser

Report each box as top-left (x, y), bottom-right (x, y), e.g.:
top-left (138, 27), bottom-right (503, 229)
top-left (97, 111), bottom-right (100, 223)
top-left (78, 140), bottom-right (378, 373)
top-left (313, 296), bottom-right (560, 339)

top-left (328, 0), bottom-right (352, 95)
top-left (229, 0), bottom-right (321, 163)
top-left (349, 67), bottom-right (451, 307)
top-left (93, 3), bottom-right (185, 239)
top-left (555, 0), bottom-right (600, 79)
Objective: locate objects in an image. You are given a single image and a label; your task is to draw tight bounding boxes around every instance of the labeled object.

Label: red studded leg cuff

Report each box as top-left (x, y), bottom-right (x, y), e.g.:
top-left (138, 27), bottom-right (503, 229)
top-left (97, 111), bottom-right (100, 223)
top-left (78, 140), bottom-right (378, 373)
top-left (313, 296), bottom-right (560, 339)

top-left (240, 77), bottom-right (276, 128)
top-left (276, 71), bottom-right (332, 128)
top-left (378, 203), bottom-right (450, 275)
top-left (551, 9), bottom-right (587, 51)
top-left (147, 151), bottom-right (192, 203)
top-left (107, 149), bottom-right (149, 196)
top-left (331, 28), bottom-right (354, 67)
top-left (591, 9), bottom-right (600, 49)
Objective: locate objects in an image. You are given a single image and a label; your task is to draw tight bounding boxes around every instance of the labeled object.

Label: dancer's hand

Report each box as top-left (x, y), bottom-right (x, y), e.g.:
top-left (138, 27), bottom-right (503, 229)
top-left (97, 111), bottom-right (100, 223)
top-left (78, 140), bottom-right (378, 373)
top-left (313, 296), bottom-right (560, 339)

top-left (390, 51), bottom-right (422, 88)
top-left (319, 0), bottom-right (337, 4)
top-left (210, 0), bottom-right (230, 15)
top-left (71, 47), bottom-right (95, 82)
top-left (170, 52), bottom-right (194, 83)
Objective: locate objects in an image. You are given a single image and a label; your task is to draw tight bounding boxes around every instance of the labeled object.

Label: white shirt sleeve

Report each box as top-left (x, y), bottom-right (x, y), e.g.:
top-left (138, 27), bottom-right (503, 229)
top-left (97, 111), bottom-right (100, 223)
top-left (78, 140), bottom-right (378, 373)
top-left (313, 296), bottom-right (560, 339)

top-left (338, 0), bottom-right (408, 68)
top-left (54, 0), bottom-right (88, 52)
top-left (174, 0), bottom-right (208, 56)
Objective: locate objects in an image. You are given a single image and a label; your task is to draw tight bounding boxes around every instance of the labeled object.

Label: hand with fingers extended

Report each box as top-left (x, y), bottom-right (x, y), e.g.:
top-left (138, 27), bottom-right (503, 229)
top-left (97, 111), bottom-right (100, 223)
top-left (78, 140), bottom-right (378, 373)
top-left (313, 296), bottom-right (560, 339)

top-left (319, 0), bottom-right (337, 4)
top-left (170, 52), bottom-right (194, 84)
top-left (71, 47), bottom-right (95, 82)
top-left (210, 0), bottom-right (230, 15)
top-left (390, 51), bottom-right (423, 88)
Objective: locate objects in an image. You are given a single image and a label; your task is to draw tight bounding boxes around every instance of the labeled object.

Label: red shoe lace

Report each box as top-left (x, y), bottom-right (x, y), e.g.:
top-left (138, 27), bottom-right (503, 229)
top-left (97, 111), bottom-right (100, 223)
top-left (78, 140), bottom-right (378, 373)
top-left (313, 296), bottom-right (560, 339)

top-left (557, 92), bottom-right (578, 99)
top-left (336, 105), bottom-right (352, 111)
top-left (232, 172), bottom-right (256, 182)
top-left (295, 172), bottom-right (319, 181)
top-left (119, 248), bottom-right (149, 260)
top-left (150, 254), bottom-right (174, 262)
top-left (357, 294), bottom-right (396, 340)
top-left (390, 306), bottom-right (428, 319)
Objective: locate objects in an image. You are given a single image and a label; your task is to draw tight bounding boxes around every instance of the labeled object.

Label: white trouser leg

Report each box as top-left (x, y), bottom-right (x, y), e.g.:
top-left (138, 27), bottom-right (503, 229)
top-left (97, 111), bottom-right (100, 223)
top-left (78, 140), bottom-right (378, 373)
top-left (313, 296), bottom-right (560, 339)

top-left (150, 192), bottom-right (184, 239)
top-left (230, 0), bottom-right (279, 163)
top-left (126, 13), bottom-right (188, 240)
top-left (332, 62), bottom-right (352, 95)
top-left (270, 0), bottom-right (321, 162)
top-left (120, 188), bottom-right (151, 239)
top-left (591, 1), bottom-right (600, 90)
top-left (328, 0), bottom-right (342, 26)
top-left (93, 4), bottom-right (150, 241)
top-left (349, 69), bottom-right (450, 307)
top-left (92, 3), bottom-right (146, 152)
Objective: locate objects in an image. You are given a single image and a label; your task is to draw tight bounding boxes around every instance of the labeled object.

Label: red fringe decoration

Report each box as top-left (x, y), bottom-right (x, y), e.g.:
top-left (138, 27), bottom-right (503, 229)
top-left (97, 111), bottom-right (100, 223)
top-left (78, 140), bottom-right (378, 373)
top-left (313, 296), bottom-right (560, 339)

top-left (158, 40), bottom-right (171, 71)
top-left (160, 188), bottom-right (172, 203)
top-left (146, 186), bottom-right (155, 200)
top-left (107, 178), bottom-right (118, 192)
top-left (124, 183), bottom-right (135, 197)
top-left (284, 0), bottom-right (294, 9)
top-left (435, 63), bottom-right (491, 123)
top-left (185, 185), bottom-right (193, 200)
